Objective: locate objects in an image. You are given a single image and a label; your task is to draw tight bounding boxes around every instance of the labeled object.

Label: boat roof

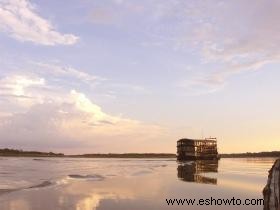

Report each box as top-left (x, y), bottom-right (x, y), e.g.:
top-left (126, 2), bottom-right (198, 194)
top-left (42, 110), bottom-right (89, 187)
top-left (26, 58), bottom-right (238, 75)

top-left (177, 138), bottom-right (217, 143)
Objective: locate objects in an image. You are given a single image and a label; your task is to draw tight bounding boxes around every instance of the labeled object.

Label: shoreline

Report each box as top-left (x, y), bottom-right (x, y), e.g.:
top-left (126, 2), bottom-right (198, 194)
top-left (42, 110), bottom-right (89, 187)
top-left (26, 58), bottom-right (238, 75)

top-left (0, 155), bottom-right (279, 159)
top-left (1, 148), bottom-right (279, 159)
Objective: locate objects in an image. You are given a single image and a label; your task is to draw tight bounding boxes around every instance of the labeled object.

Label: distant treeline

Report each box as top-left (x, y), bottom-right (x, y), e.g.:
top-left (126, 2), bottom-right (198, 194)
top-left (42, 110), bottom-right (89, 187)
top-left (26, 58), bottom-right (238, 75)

top-left (0, 148), bottom-right (64, 157)
top-left (1, 148), bottom-right (280, 158)
top-left (0, 148), bottom-right (176, 158)
top-left (72, 153), bottom-right (176, 158)
top-left (221, 151), bottom-right (280, 158)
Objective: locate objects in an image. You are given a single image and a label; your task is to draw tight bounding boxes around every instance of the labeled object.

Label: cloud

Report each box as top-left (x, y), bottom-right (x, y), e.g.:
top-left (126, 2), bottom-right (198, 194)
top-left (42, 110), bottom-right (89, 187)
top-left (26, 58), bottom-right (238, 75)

top-left (0, 101), bottom-right (85, 150)
top-left (176, 0), bottom-right (280, 93)
top-left (60, 90), bottom-right (163, 140)
top-left (32, 62), bottom-right (105, 84)
top-left (29, 61), bottom-right (149, 98)
top-left (0, 75), bottom-right (45, 96)
top-left (0, 73), bottom-right (164, 152)
top-left (90, 0), bottom-right (280, 94)
top-left (0, 0), bottom-right (78, 45)
top-left (0, 75), bottom-right (46, 108)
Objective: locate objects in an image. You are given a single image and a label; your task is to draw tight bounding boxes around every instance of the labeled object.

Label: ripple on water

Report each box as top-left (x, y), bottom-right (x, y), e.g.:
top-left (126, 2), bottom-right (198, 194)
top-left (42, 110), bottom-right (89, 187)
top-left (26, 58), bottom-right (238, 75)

top-left (68, 174), bottom-right (105, 181)
top-left (29, 181), bottom-right (53, 189)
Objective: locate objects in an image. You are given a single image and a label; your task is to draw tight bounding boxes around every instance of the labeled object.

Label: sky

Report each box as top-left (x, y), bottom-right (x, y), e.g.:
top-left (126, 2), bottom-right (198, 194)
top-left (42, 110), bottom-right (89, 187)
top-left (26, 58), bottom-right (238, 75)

top-left (0, 0), bottom-right (279, 154)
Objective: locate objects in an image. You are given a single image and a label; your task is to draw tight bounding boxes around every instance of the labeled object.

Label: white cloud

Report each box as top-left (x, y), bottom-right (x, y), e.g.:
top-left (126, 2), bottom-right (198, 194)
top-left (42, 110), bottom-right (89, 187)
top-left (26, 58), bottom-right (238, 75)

top-left (67, 90), bottom-right (161, 140)
top-left (0, 0), bottom-right (78, 45)
top-left (0, 75), bottom-right (45, 96)
top-left (0, 75), bottom-right (46, 108)
top-left (70, 89), bottom-right (110, 123)
top-left (33, 62), bottom-right (105, 84)
top-left (29, 61), bottom-right (150, 98)
top-left (0, 73), bottom-right (164, 152)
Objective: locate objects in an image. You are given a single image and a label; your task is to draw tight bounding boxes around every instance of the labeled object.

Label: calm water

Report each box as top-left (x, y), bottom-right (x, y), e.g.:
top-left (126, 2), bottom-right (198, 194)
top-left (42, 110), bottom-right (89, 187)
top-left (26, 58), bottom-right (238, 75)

top-left (0, 157), bottom-right (276, 210)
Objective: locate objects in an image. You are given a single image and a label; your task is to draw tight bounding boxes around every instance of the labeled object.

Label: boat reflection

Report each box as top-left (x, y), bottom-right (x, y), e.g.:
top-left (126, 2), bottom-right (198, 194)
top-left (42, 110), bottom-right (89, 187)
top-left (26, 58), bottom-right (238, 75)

top-left (177, 160), bottom-right (218, 185)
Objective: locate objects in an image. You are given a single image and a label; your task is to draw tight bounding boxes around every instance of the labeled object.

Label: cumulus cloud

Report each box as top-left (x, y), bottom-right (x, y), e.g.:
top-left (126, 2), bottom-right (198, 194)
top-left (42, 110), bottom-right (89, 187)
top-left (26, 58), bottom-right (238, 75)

top-left (0, 0), bottom-right (78, 45)
top-left (0, 73), bottom-right (164, 152)
top-left (0, 75), bottom-right (46, 109)
top-left (0, 75), bottom-right (45, 96)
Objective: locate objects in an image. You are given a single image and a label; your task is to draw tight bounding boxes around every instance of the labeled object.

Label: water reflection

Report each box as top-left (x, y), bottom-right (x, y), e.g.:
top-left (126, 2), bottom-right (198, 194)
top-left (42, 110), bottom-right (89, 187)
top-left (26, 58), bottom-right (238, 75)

top-left (177, 160), bottom-right (218, 185)
top-left (0, 158), bottom-right (276, 210)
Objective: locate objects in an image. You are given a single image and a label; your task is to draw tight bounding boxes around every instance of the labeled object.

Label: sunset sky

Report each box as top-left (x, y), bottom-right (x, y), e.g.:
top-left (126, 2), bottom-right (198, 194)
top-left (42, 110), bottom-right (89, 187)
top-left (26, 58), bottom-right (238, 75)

top-left (0, 0), bottom-right (279, 154)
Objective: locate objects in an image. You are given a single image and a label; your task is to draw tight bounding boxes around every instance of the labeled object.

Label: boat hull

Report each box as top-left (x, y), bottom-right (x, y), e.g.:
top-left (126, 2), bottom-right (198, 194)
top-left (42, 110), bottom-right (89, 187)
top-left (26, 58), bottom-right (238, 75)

top-left (177, 155), bottom-right (220, 161)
